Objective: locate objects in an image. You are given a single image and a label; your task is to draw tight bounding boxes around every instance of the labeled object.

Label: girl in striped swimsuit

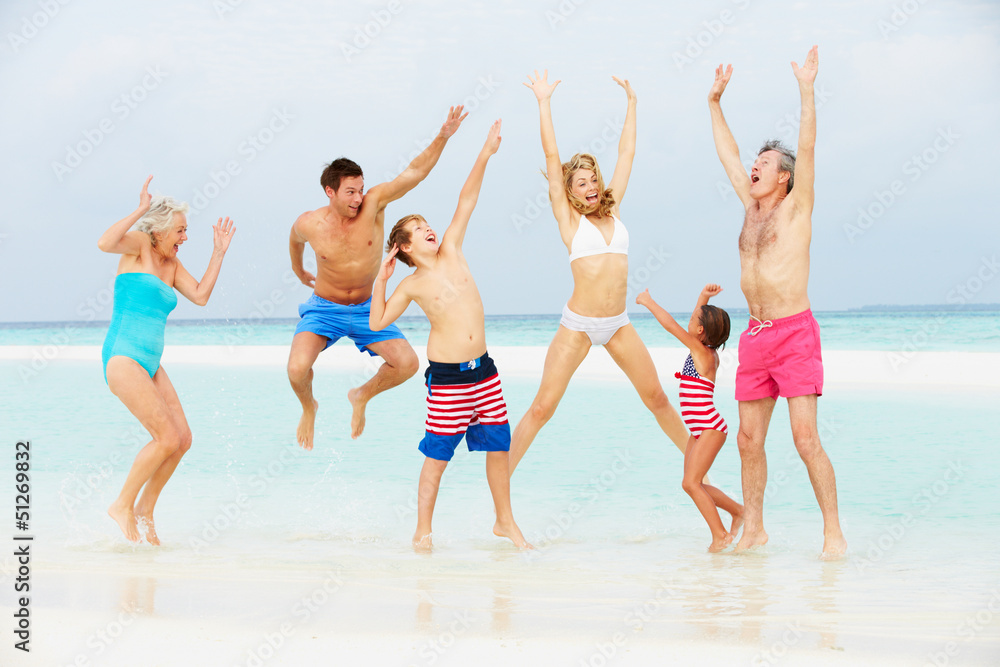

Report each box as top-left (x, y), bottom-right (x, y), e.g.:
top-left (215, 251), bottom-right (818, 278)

top-left (637, 284), bottom-right (744, 552)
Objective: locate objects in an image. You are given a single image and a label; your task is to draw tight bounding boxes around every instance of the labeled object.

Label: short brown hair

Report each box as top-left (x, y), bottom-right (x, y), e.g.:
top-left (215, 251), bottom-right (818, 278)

top-left (700, 305), bottom-right (731, 350)
top-left (320, 158), bottom-right (363, 194)
top-left (386, 214), bottom-right (424, 267)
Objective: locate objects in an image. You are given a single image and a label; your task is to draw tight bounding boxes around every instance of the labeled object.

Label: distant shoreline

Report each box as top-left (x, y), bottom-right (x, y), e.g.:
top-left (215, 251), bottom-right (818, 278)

top-left (2, 304), bottom-right (998, 328)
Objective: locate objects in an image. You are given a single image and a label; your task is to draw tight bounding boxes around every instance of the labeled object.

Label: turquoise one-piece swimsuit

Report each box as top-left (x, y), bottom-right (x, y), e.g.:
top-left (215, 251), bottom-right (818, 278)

top-left (101, 272), bottom-right (178, 383)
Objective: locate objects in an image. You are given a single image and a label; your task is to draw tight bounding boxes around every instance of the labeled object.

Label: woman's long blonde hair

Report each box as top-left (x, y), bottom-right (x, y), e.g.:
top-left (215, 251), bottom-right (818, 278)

top-left (559, 153), bottom-right (615, 218)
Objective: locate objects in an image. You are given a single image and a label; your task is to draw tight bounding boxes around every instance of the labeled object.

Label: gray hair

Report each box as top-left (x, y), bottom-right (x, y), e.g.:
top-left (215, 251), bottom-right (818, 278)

top-left (758, 140), bottom-right (796, 193)
top-left (135, 196), bottom-right (189, 244)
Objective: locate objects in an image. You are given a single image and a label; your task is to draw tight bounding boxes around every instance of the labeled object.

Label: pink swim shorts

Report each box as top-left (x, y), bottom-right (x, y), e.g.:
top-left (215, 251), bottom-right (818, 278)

top-left (735, 309), bottom-right (823, 401)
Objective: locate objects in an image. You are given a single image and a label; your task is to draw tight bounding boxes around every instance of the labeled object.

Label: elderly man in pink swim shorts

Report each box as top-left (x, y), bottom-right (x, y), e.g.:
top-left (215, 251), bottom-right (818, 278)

top-left (708, 46), bottom-right (847, 557)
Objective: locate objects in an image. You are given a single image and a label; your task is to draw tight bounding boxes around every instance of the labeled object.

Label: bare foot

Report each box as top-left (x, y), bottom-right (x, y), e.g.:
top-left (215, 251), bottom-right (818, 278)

top-left (708, 533), bottom-right (734, 553)
top-left (821, 533), bottom-right (848, 560)
top-left (494, 519), bottom-right (534, 550)
top-left (347, 388), bottom-right (367, 439)
top-left (108, 501), bottom-right (140, 543)
top-left (729, 508), bottom-right (745, 539)
top-left (736, 527), bottom-right (768, 552)
top-left (135, 510), bottom-right (160, 546)
top-left (413, 531), bottom-right (433, 553)
top-left (297, 399), bottom-right (318, 450)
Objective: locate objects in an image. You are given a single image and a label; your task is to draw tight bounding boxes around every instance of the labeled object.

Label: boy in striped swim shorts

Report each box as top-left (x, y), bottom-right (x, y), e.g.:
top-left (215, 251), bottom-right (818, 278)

top-left (369, 120), bottom-right (531, 551)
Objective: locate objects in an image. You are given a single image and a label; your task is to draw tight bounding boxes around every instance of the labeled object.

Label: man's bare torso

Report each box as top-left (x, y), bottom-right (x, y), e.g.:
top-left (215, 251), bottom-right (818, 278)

top-left (739, 198), bottom-right (812, 321)
top-left (300, 200), bottom-right (386, 305)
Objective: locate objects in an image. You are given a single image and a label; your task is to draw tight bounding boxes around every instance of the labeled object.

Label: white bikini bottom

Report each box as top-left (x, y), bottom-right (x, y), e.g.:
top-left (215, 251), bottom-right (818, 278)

top-left (560, 304), bottom-right (630, 346)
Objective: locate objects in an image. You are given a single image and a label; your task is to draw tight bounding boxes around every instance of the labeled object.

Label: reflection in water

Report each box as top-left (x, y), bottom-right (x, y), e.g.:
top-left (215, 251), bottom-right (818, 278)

top-left (121, 576), bottom-right (157, 616)
top-left (803, 560), bottom-right (843, 651)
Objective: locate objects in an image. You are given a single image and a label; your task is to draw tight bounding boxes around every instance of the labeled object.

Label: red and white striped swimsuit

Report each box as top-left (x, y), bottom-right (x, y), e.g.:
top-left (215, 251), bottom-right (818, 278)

top-left (675, 353), bottom-right (728, 439)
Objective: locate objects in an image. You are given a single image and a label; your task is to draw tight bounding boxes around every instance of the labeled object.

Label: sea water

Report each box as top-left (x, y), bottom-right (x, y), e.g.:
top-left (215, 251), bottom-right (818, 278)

top-left (2, 312), bottom-right (999, 664)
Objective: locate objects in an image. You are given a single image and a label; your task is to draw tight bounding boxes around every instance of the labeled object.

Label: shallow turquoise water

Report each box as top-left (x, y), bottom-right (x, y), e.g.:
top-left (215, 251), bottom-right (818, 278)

top-left (4, 354), bottom-right (1000, 664)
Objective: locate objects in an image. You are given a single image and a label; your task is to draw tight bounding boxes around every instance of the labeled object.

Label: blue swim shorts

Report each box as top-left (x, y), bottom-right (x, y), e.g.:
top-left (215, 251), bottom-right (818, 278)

top-left (419, 353), bottom-right (511, 462)
top-left (294, 294), bottom-right (405, 356)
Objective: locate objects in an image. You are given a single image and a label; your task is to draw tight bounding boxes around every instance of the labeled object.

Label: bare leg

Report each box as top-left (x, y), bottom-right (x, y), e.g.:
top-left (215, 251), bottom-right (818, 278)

top-left (604, 324), bottom-right (688, 452)
top-left (788, 395), bottom-right (847, 558)
top-left (681, 430), bottom-right (742, 551)
top-left (105, 357), bottom-right (184, 543)
top-left (736, 397), bottom-right (776, 551)
top-left (414, 457), bottom-right (448, 551)
top-left (508, 326), bottom-right (591, 475)
top-left (349, 338), bottom-right (419, 439)
top-left (486, 451), bottom-right (532, 549)
top-left (133, 367), bottom-right (192, 545)
top-left (287, 332), bottom-right (327, 450)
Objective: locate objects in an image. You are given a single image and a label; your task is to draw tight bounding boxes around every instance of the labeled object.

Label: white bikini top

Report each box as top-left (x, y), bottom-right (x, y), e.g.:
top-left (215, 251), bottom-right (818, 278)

top-left (568, 214), bottom-right (629, 262)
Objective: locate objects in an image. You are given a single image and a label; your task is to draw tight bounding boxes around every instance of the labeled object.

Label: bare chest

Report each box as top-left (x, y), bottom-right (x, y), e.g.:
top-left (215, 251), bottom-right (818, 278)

top-left (739, 208), bottom-right (782, 257)
top-left (310, 224), bottom-right (380, 264)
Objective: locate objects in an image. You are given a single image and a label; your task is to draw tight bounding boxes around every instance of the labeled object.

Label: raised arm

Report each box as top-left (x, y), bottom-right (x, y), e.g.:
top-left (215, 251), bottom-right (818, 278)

top-left (289, 216), bottom-right (316, 288)
top-left (365, 106), bottom-right (469, 213)
top-left (607, 76), bottom-right (637, 208)
top-left (370, 246), bottom-right (412, 331)
top-left (173, 218), bottom-right (235, 306)
top-left (789, 45), bottom-right (818, 214)
top-left (708, 65), bottom-right (752, 209)
top-left (695, 283), bottom-right (723, 310)
top-left (524, 70), bottom-right (574, 228)
top-left (441, 120), bottom-right (501, 253)
top-left (98, 175), bottom-right (153, 255)
top-left (635, 288), bottom-right (709, 355)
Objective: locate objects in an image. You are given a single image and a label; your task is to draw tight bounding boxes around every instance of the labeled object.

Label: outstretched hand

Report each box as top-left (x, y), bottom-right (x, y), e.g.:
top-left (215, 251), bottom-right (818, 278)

top-left (523, 69), bottom-right (561, 101)
top-left (483, 119), bottom-right (502, 155)
top-left (138, 175), bottom-right (153, 212)
top-left (213, 217), bottom-right (236, 253)
top-left (702, 283), bottom-right (723, 299)
top-left (439, 106), bottom-right (469, 139)
top-left (708, 64), bottom-right (733, 102)
top-left (635, 288), bottom-right (654, 308)
top-left (378, 245), bottom-right (399, 282)
top-left (612, 76), bottom-right (636, 103)
top-left (791, 45), bottom-right (819, 85)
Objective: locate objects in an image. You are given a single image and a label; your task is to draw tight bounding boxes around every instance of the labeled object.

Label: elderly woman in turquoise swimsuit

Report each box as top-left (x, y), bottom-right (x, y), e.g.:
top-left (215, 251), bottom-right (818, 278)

top-left (98, 176), bottom-right (234, 544)
top-left (509, 72), bottom-right (689, 474)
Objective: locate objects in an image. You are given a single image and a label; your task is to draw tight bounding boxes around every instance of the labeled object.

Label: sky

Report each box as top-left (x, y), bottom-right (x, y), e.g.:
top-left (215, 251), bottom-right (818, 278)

top-left (1, 0), bottom-right (998, 323)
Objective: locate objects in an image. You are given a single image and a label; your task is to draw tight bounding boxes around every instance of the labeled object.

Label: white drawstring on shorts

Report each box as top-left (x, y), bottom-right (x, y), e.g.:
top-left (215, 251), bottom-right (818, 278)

top-left (749, 315), bottom-right (773, 336)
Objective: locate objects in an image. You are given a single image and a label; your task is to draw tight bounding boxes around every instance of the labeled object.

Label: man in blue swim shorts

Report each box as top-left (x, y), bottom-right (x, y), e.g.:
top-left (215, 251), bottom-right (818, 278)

top-left (287, 106), bottom-right (468, 447)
